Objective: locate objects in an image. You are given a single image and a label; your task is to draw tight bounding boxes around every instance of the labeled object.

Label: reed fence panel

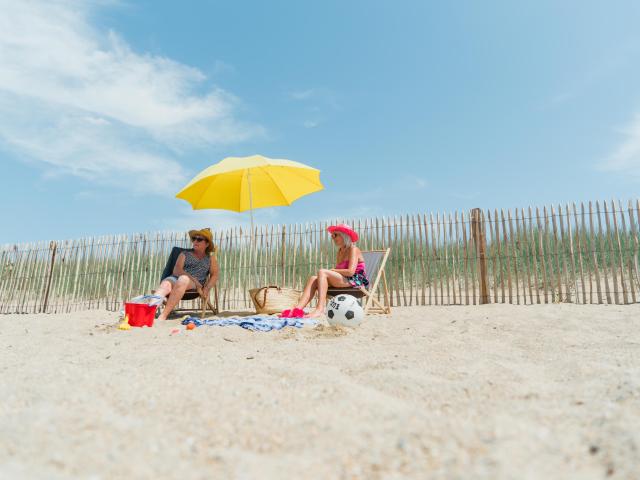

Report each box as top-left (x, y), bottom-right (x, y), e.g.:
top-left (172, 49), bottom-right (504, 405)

top-left (1, 199), bottom-right (639, 313)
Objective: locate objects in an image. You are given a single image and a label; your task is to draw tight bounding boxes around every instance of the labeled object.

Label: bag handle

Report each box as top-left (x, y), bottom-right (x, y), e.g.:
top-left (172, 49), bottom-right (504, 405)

top-left (253, 285), bottom-right (281, 309)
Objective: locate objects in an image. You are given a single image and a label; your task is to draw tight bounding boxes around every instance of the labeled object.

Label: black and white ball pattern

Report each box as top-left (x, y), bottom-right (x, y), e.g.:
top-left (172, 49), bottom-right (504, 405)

top-left (326, 294), bottom-right (364, 327)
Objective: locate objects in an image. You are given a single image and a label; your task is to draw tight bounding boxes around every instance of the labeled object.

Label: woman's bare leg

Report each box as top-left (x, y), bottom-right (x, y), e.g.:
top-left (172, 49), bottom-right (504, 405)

top-left (157, 275), bottom-right (193, 320)
top-left (294, 275), bottom-right (318, 309)
top-left (153, 279), bottom-right (173, 298)
top-left (306, 269), bottom-right (350, 318)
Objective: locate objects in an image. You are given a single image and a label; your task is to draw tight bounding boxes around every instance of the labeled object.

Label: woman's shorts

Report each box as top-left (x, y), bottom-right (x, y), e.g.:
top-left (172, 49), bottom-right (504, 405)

top-left (163, 275), bottom-right (180, 284)
top-left (346, 271), bottom-right (369, 288)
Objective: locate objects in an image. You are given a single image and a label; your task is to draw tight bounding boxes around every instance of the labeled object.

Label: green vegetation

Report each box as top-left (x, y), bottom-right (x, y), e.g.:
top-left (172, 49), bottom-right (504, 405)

top-left (1, 212), bottom-right (638, 313)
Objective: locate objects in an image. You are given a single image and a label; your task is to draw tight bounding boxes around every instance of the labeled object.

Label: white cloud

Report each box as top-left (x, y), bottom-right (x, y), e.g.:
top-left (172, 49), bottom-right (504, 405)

top-left (601, 114), bottom-right (640, 179)
top-left (0, 0), bottom-right (261, 194)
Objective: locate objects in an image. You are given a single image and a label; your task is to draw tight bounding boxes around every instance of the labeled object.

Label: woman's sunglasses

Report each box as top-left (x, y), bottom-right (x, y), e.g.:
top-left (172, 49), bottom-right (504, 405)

top-left (191, 236), bottom-right (207, 243)
top-left (331, 233), bottom-right (338, 239)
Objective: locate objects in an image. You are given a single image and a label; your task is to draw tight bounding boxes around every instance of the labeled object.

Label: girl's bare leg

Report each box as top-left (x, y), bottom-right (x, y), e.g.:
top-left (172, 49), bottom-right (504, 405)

top-left (294, 275), bottom-right (318, 309)
top-left (157, 275), bottom-right (194, 320)
top-left (306, 269), bottom-right (350, 318)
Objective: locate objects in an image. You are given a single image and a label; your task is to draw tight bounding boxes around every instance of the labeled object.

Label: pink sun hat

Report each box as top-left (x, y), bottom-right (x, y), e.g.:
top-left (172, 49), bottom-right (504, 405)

top-left (327, 224), bottom-right (359, 242)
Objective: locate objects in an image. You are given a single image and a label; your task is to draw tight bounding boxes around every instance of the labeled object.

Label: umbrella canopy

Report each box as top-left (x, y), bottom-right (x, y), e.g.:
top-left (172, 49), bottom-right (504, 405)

top-left (176, 154), bottom-right (323, 212)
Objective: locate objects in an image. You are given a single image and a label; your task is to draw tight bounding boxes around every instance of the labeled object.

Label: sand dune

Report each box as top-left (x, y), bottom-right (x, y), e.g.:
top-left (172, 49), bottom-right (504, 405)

top-left (1, 304), bottom-right (639, 479)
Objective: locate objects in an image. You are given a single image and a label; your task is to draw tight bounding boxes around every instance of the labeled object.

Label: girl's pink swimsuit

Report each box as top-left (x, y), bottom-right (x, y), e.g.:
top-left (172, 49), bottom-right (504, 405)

top-left (335, 260), bottom-right (369, 288)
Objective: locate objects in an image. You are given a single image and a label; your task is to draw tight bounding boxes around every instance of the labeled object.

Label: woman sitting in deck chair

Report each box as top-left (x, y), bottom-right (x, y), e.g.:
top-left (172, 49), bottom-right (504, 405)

top-left (154, 228), bottom-right (219, 320)
top-left (281, 224), bottom-right (369, 319)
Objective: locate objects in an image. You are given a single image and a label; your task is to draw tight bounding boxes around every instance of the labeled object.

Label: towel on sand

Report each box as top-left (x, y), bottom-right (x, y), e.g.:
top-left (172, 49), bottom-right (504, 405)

top-left (181, 315), bottom-right (317, 332)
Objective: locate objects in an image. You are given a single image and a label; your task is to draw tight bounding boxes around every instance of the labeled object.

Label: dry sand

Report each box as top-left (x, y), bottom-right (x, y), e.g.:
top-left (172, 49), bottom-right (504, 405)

top-left (1, 304), bottom-right (639, 479)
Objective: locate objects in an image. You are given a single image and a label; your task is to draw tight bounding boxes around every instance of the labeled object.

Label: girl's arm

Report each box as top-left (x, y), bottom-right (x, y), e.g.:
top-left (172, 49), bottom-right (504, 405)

top-left (331, 247), bottom-right (358, 277)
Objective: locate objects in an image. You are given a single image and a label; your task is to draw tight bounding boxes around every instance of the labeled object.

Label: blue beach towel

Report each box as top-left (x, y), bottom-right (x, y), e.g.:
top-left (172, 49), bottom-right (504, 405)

top-left (181, 315), bottom-right (317, 332)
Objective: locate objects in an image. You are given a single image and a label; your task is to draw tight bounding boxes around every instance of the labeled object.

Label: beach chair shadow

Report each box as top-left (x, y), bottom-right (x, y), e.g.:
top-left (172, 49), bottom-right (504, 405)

top-left (327, 248), bottom-right (392, 314)
top-left (158, 246), bottom-right (219, 318)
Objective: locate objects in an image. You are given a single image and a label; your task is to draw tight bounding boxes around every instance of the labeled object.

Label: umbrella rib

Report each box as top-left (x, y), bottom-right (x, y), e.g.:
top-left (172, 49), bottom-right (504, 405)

top-left (240, 168), bottom-right (248, 212)
top-left (277, 166), bottom-right (323, 189)
top-left (261, 167), bottom-right (293, 206)
top-left (195, 174), bottom-right (229, 210)
top-left (267, 168), bottom-right (323, 202)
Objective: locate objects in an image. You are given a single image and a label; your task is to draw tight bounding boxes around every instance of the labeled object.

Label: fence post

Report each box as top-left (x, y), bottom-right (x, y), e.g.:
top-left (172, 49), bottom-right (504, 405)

top-left (281, 225), bottom-right (286, 286)
top-left (41, 241), bottom-right (57, 313)
top-left (471, 209), bottom-right (490, 304)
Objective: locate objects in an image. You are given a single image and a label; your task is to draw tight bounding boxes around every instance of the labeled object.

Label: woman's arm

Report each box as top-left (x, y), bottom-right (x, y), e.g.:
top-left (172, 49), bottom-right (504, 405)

top-left (172, 253), bottom-right (186, 276)
top-left (203, 256), bottom-right (219, 291)
top-left (172, 253), bottom-right (202, 288)
top-left (331, 247), bottom-right (359, 277)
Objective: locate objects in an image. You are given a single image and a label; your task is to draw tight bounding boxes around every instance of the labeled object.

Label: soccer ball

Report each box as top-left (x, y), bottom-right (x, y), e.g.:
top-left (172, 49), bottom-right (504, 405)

top-left (326, 294), bottom-right (364, 327)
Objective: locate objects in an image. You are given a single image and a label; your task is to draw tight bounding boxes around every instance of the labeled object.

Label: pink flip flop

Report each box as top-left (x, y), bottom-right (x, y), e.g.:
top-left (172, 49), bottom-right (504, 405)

top-left (291, 308), bottom-right (305, 318)
top-left (279, 309), bottom-right (292, 318)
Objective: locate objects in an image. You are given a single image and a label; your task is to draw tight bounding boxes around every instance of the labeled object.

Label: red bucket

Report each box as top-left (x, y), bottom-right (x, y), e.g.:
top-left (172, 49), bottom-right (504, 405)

top-left (124, 302), bottom-right (157, 327)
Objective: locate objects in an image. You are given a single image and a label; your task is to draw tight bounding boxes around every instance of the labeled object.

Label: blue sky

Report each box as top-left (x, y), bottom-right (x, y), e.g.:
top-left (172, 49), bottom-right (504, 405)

top-left (1, 0), bottom-right (640, 244)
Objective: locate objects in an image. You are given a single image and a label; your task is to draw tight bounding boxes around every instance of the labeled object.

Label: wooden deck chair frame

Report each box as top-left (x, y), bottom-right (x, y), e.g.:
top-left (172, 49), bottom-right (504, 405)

top-left (172, 284), bottom-right (219, 319)
top-left (327, 248), bottom-right (391, 314)
top-left (158, 246), bottom-right (219, 318)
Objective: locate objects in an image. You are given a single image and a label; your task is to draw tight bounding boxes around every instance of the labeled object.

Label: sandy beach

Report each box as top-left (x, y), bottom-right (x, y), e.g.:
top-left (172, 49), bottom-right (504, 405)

top-left (1, 304), bottom-right (639, 479)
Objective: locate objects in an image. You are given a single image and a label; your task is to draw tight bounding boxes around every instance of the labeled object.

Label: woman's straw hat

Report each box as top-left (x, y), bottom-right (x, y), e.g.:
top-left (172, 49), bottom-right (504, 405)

top-left (327, 224), bottom-right (359, 242)
top-left (188, 228), bottom-right (214, 254)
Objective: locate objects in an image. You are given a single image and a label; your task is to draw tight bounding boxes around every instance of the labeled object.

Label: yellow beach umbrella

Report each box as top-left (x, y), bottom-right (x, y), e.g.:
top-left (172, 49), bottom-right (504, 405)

top-left (176, 154), bottom-right (323, 231)
top-left (176, 154), bottom-right (323, 248)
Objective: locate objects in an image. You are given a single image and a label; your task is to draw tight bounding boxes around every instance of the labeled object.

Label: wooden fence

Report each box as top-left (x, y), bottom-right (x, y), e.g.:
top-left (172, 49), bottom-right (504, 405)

top-left (1, 199), bottom-right (639, 314)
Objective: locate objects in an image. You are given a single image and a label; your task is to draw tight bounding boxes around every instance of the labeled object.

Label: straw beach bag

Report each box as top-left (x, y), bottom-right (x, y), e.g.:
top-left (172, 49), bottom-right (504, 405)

top-left (249, 286), bottom-right (301, 314)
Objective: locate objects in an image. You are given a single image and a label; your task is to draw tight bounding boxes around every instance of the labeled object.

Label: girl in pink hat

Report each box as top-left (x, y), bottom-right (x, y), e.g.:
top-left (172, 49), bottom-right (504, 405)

top-left (281, 224), bottom-right (369, 319)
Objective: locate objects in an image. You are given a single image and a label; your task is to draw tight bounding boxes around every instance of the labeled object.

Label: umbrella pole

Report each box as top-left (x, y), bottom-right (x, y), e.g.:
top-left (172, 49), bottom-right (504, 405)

top-left (248, 170), bottom-right (254, 239)
top-left (247, 170), bottom-right (257, 287)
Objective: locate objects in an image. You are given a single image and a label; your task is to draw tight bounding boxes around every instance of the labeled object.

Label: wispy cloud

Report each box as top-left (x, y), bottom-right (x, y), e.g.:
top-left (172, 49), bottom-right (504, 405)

top-left (210, 59), bottom-right (236, 77)
top-left (387, 174), bottom-right (428, 192)
top-left (0, 0), bottom-right (262, 194)
top-left (288, 86), bottom-right (340, 129)
top-left (160, 204), bottom-right (281, 234)
top-left (601, 114), bottom-right (640, 180)
top-left (335, 173), bottom-right (428, 215)
top-left (289, 89), bottom-right (317, 101)
top-left (412, 177), bottom-right (428, 190)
